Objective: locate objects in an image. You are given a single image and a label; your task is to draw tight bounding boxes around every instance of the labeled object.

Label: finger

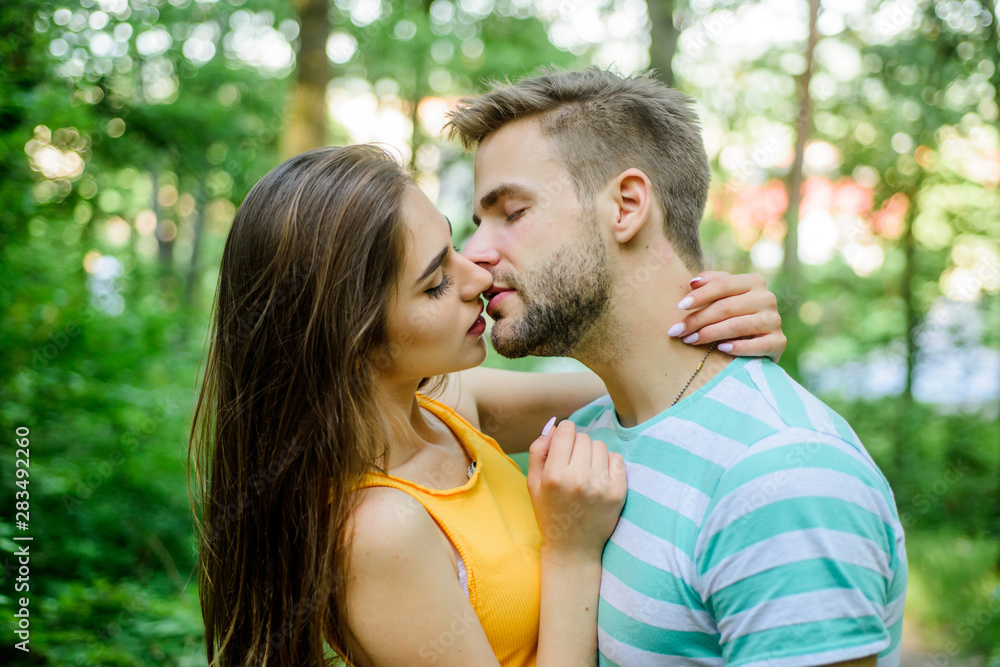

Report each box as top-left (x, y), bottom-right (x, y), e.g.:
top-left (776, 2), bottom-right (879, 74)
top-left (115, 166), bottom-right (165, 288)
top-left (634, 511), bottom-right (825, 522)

top-left (530, 416), bottom-right (557, 459)
top-left (545, 420), bottom-right (577, 470)
top-left (590, 438), bottom-right (610, 489)
top-left (678, 272), bottom-right (763, 312)
top-left (678, 310), bottom-right (781, 347)
top-left (688, 270), bottom-right (731, 288)
top-left (527, 440), bottom-right (544, 492)
top-left (608, 452), bottom-right (628, 500)
top-left (716, 333), bottom-right (787, 362)
top-left (568, 432), bottom-right (593, 477)
top-left (590, 438), bottom-right (609, 474)
top-left (527, 418), bottom-right (557, 485)
top-left (670, 292), bottom-right (771, 340)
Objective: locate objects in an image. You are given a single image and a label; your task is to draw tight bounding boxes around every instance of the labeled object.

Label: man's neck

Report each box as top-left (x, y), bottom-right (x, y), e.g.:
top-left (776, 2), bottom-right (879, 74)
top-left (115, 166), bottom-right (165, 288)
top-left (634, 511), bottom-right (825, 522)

top-left (574, 272), bottom-right (734, 428)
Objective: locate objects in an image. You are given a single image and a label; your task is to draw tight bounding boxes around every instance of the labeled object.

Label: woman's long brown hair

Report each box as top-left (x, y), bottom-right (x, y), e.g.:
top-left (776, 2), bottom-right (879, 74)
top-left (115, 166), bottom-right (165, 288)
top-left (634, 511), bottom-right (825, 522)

top-left (189, 145), bottom-right (410, 665)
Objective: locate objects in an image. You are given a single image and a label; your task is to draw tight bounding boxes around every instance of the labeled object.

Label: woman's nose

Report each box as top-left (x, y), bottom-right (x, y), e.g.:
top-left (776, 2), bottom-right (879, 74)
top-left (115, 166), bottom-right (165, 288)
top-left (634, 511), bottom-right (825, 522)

top-left (459, 255), bottom-right (494, 299)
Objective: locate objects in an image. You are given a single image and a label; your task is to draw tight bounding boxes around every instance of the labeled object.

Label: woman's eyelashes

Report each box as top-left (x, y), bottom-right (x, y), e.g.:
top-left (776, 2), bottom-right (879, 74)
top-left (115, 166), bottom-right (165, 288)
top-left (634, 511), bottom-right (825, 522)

top-left (424, 245), bottom-right (463, 298)
top-left (425, 272), bottom-right (454, 299)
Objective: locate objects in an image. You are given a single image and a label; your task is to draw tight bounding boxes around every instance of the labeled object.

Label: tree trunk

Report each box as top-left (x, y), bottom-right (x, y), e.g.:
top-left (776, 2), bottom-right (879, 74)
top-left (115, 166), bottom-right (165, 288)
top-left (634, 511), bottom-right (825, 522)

top-left (282, 0), bottom-right (330, 158)
top-left (773, 0), bottom-right (820, 378)
top-left (408, 60), bottom-right (426, 172)
top-left (183, 187), bottom-right (206, 310)
top-left (408, 1), bottom-right (436, 172)
top-left (782, 0), bottom-right (820, 285)
top-left (151, 171), bottom-right (174, 276)
top-left (647, 0), bottom-right (678, 87)
top-left (897, 185), bottom-right (920, 473)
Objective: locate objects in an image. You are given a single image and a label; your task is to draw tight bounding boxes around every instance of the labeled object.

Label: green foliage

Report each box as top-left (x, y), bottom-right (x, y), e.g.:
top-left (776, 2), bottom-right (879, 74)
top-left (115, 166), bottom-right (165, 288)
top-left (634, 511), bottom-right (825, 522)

top-left (830, 398), bottom-right (1000, 538)
top-left (905, 530), bottom-right (1000, 660)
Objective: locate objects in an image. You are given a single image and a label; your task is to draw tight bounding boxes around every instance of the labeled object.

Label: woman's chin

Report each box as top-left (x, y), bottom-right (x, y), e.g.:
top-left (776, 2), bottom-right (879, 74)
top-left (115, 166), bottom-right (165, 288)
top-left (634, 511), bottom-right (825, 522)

top-left (446, 341), bottom-right (489, 375)
top-left (459, 342), bottom-right (488, 371)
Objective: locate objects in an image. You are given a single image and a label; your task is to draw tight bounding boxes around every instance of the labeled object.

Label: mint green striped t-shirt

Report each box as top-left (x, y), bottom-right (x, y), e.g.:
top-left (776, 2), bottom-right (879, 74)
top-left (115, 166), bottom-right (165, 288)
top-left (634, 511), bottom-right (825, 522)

top-left (570, 357), bottom-right (907, 667)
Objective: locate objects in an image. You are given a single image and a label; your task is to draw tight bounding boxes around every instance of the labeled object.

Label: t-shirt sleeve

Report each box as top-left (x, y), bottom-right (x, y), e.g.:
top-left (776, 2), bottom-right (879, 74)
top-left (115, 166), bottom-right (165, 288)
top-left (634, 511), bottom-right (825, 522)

top-left (693, 435), bottom-right (906, 667)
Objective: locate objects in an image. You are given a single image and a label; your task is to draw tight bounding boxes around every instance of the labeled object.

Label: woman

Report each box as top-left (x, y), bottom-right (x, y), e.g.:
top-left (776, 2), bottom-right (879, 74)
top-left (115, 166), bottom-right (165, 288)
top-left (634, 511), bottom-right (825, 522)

top-left (189, 145), bottom-right (786, 666)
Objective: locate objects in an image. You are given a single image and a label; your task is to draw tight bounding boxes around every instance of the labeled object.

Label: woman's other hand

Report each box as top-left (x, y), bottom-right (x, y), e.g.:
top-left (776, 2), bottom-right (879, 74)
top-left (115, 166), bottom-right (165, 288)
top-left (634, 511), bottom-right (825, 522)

top-left (668, 270), bottom-right (787, 362)
top-left (526, 419), bottom-right (626, 558)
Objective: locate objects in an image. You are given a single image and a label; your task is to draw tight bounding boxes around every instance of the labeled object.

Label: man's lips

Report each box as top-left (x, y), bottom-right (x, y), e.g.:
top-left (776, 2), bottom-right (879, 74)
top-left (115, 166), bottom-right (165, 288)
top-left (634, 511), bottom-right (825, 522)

top-left (485, 289), bottom-right (515, 318)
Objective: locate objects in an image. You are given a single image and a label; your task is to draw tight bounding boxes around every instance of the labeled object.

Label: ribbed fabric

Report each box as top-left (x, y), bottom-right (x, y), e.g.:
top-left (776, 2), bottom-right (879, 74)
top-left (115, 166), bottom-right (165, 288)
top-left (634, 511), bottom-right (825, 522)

top-left (356, 393), bottom-right (541, 667)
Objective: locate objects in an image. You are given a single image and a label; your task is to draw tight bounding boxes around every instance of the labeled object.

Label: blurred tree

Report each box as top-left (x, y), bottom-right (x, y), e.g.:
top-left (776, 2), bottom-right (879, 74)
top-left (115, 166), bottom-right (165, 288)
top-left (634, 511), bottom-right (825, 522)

top-left (1, 1), bottom-right (294, 663)
top-left (781, 0), bottom-right (819, 291)
top-left (282, 0), bottom-right (329, 156)
top-left (328, 0), bottom-right (576, 169)
top-left (648, 0), bottom-right (679, 86)
top-left (775, 0), bottom-right (820, 377)
top-left (829, 0), bottom-right (999, 470)
top-left (0, 0), bottom-right (49, 364)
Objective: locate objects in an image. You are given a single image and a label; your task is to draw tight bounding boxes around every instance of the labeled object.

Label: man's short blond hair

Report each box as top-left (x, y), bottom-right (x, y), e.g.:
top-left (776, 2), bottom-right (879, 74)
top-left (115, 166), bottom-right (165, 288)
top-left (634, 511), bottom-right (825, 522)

top-left (446, 67), bottom-right (710, 272)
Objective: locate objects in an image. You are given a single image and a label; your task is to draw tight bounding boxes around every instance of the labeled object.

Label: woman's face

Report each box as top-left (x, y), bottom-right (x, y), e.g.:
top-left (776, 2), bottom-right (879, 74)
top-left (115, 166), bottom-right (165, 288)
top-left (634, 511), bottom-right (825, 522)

top-left (383, 186), bottom-right (494, 382)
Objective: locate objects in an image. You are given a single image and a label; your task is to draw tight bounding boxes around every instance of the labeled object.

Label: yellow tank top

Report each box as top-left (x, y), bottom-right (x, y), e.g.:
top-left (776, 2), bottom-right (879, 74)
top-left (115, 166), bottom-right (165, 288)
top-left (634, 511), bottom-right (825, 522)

top-left (356, 393), bottom-right (541, 667)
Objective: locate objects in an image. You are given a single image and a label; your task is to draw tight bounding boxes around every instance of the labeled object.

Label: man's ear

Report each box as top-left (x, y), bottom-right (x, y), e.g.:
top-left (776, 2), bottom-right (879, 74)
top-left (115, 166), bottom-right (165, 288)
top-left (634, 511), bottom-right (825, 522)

top-left (609, 168), bottom-right (654, 245)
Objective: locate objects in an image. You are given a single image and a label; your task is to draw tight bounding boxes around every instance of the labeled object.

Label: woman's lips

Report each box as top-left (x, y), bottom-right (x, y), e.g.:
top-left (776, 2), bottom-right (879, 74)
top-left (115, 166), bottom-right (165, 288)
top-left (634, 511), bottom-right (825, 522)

top-left (486, 289), bottom-right (515, 318)
top-left (467, 315), bottom-right (486, 337)
top-left (468, 303), bottom-right (486, 336)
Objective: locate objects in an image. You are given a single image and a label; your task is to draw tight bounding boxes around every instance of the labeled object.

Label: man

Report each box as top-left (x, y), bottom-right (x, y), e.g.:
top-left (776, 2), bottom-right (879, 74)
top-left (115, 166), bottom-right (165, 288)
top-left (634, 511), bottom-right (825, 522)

top-left (447, 68), bottom-right (906, 667)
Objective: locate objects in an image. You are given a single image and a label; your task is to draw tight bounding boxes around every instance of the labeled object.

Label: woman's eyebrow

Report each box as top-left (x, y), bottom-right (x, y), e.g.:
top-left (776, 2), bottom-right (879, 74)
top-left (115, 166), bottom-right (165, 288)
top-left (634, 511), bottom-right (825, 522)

top-left (416, 247), bottom-right (449, 286)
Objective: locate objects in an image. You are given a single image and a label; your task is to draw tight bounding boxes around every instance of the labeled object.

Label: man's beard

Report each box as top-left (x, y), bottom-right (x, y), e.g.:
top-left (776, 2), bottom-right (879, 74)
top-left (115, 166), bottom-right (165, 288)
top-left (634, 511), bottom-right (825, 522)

top-left (490, 224), bottom-right (612, 359)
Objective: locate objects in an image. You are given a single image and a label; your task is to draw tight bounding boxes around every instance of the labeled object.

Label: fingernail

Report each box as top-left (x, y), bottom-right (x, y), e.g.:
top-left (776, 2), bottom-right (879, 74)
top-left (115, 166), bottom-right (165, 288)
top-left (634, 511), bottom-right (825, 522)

top-left (678, 296), bottom-right (694, 310)
top-left (718, 342), bottom-right (733, 353)
top-left (541, 416), bottom-right (556, 436)
top-left (690, 276), bottom-right (703, 285)
top-left (667, 322), bottom-right (685, 337)
top-left (682, 332), bottom-right (699, 344)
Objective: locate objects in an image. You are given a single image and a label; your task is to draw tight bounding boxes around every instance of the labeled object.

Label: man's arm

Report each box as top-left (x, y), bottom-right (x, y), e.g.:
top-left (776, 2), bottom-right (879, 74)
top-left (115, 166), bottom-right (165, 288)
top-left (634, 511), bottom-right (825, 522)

top-left (449, 367), bottom-right (607, 453)
top-left (433, 367), bottom-right (607, 453)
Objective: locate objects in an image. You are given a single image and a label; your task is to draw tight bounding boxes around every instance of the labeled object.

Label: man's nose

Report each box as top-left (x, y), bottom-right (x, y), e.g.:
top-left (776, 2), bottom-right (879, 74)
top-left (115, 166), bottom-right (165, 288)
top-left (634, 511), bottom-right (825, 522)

top-left (461, 227), bottom-right (501, 268)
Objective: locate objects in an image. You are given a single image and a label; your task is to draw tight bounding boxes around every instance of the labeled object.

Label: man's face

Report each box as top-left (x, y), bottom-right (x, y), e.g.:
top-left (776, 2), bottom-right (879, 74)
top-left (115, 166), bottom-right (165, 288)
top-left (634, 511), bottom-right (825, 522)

top-left (462, 118), bottom-right (612, 359)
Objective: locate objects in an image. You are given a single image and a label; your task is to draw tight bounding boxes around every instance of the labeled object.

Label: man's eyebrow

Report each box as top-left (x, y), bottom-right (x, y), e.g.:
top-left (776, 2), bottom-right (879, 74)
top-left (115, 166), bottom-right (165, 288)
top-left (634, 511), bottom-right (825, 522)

top-left (416, 246), bottom-right (449, 286)
top-left (472, 183), bottom-right (533, 226)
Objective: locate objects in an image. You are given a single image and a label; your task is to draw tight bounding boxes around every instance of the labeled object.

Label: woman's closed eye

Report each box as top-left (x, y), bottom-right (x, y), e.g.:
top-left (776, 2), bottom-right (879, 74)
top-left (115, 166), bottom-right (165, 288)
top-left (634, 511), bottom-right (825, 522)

top-left (426, 272), bottom-right (454, 299)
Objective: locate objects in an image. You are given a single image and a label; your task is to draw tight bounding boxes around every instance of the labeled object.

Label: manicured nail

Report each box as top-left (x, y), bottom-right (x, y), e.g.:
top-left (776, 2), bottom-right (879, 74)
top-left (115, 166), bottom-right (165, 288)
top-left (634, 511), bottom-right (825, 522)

top-left (678, 296), bottom-right (694, 310)
top-left (718, 342), bottom-right (733, 353)
top-left (667, 322), bottom-right (685, 337)
top-left (541, 416), bottom-right (556, 436)
top-left (690, 276), bottom-right (704, 285)
top-left (682, 332), bottom-right (699, 344)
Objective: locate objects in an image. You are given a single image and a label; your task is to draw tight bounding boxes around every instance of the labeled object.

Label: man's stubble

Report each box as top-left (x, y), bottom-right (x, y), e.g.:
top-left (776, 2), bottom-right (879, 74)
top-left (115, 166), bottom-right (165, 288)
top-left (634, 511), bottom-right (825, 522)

top-left (489, 213), bottom-right (614, 360)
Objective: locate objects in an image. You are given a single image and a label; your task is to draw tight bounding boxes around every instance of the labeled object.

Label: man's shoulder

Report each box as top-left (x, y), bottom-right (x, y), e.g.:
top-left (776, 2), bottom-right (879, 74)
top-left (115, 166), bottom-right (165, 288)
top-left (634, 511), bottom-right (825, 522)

top-left (705, 359), bottom-right (889, 496)
top-left (697, 363), bottom-right (903, 571)
top-left (567, 359), bottom-right (871, 468)
top-left (717, 358), bottom-right (864, 447)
